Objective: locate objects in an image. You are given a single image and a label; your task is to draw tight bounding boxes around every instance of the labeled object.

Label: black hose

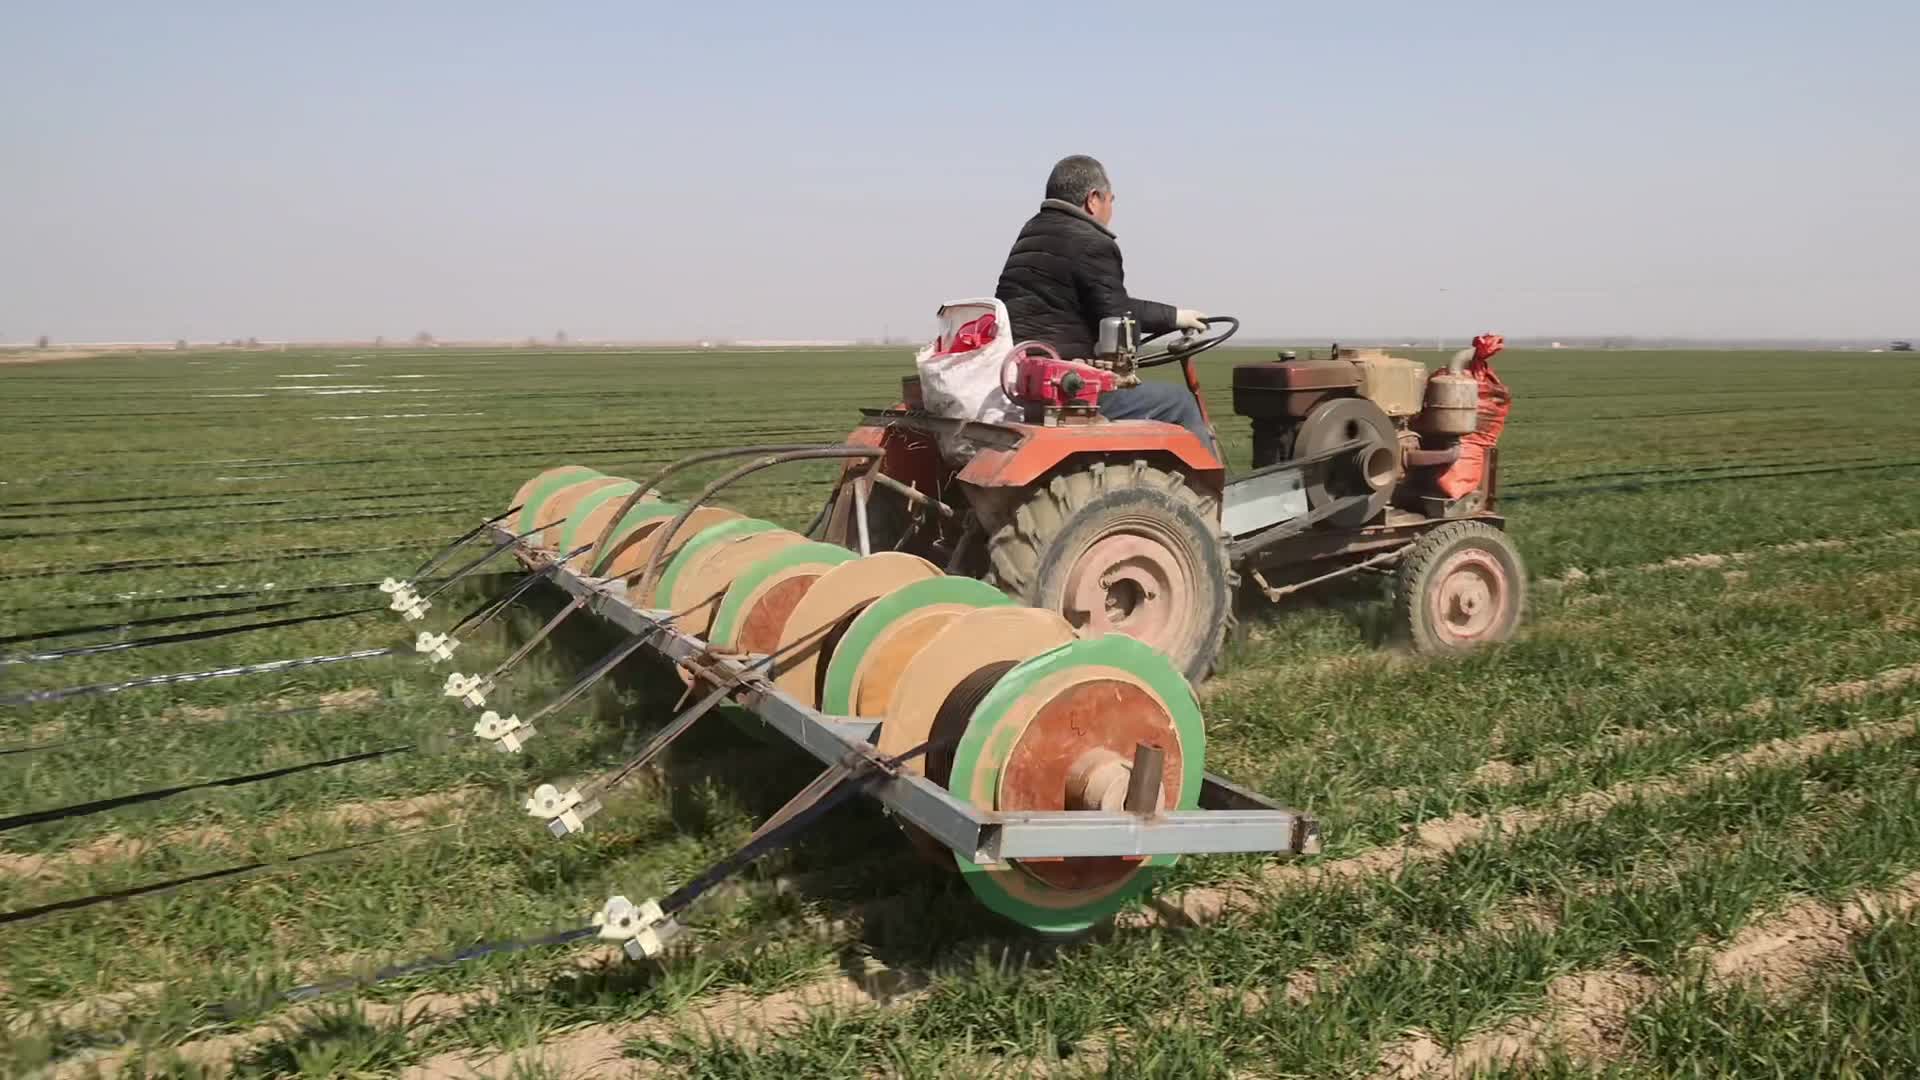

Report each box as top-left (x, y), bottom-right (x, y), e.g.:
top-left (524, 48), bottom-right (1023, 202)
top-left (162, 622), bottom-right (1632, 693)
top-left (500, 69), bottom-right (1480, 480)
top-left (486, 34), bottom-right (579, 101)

top-left (0, 599), bottom-right (302, 648)
top-left (0, 745), bottom-right (412, 833)
top-left (0, 606), bottom-right (380, 666)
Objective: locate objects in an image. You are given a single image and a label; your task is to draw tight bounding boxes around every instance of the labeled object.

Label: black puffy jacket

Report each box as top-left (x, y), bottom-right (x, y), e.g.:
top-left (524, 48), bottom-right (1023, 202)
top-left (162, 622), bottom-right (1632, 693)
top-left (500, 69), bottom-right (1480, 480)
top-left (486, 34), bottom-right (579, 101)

top-left (993, 199), bottom-right (1178, 361)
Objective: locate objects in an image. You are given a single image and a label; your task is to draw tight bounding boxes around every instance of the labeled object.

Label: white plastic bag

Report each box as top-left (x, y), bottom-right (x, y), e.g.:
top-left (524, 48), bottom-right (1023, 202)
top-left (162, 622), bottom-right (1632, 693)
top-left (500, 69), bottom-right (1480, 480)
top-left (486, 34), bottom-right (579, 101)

top-left (913, 298), bottom-right (1017, 426)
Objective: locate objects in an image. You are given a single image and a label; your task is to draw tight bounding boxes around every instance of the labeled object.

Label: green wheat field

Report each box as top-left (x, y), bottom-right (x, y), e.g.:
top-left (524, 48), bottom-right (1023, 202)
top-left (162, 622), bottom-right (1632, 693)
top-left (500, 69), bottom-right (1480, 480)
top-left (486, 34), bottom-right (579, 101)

top-left (3, 344), bottom-right (1920, 1078)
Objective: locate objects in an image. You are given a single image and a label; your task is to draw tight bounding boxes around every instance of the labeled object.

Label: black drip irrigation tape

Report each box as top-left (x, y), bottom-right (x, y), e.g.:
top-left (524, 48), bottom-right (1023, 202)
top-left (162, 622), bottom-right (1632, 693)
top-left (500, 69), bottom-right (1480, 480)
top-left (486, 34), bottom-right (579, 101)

top-left (0, 599), bottom-right (301, 647)
top-left (0, 744), bottom-right (413, 833)
top-left (0, 826), bottom-right (453, 928)
top-left (272, 925), bottom-right (597, 1004)
top-left (0, 486), bottom-right (484, 524)
top-left (0, 497), bottom-right (301, 521)
top-left (0, 647), bottom-right (400, 707)
top-left (0, 541), bottom-right (435, 582)
top-left (18, 571), bottom-right (501, 615)
top-left (0, 481), bottom-right (480, 513)
top-left (0, 504), bottom-right (463, 542)
top-left (0, 605), bottom-right (381, 665)
top-left (13, 424), bottom-right (853, 483)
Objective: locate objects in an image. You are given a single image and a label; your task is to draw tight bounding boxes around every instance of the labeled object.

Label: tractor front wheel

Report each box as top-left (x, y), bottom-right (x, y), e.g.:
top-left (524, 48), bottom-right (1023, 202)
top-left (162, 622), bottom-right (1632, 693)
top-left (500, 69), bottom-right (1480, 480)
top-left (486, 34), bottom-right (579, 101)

top-left (984, 460), bottom-right (1232, 684)
top-left (1394, 520), bottom-right (1526, 654)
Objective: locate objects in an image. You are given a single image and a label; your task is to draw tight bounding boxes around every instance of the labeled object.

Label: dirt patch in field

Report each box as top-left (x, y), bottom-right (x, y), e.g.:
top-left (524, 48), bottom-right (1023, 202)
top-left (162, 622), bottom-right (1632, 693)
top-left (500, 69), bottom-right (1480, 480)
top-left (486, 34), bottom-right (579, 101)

top-left (1742, 663), bottom-right (1920, 718)
top-left (6, 981), bottom-right (168, 1037)
top-left (1554, 528), bottom-right (1919, 592)
top-left (1376, 854), bottom-right (1920, 1076)
top-left (316, 687), bottom-right (382, 711)
top-left (1709, 867), bottom-right (1920, 993)
top-left (1128, 711), bottom-right (1916, 934)
top-left (1379, 968), bottom-right (1662, 1078)
top-left (1810, 664), bottom-right (1920, 705)
top-left (312, 788), bottom-right (477, 831)
top-left (0, 832), bottom-right (195, 880)
top-left (1660, 552), bottom-right (1730, 571)
top-left (404, 972), bottom-right (908, 1079)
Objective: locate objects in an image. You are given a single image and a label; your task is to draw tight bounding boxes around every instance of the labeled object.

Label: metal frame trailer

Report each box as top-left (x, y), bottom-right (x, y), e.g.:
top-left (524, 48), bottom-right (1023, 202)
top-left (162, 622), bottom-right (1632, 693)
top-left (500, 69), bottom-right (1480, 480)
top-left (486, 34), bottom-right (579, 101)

top-left (489, 523), bottom-right (1320, 952)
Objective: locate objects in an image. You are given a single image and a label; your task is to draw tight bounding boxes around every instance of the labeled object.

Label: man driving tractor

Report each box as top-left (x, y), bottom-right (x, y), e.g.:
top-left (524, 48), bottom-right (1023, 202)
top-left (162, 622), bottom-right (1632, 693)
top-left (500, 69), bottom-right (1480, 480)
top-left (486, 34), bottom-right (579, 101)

top-left (994, 155), bottom-right (1217, 454)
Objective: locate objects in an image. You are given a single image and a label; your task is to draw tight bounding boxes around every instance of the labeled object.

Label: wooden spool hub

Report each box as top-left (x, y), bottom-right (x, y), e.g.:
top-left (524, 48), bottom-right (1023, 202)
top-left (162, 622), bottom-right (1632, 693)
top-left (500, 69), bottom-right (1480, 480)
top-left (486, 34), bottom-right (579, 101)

top-left (877, 607), bottom-right (1075, 863)
top-left (651, 519), bottom-right (782, 610)
top-left (878, 607), bottom-right (1078, 778)
top-left (532, 476), bottom-right (631, 551)
top-left (512, 466), bottom-right (601, 535)
top-left (768, 552), bottom-right (943, 708)
top-left (708, 542), bottom-right (859, 654)
top-left (666, 530), bottom-right (808, 639)
top-left (818, 577), bottom-right (1016, 718)
top-left (950, 635), bottom-right (1205, 935)
top-left (582, 506), bottom-right (744, 582)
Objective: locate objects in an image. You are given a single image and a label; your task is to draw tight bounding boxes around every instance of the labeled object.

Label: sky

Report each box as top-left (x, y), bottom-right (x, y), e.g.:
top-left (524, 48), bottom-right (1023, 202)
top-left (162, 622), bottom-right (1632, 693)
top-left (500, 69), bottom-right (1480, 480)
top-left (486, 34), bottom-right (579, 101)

top-left (2, 2), bottom-right (1915, 344)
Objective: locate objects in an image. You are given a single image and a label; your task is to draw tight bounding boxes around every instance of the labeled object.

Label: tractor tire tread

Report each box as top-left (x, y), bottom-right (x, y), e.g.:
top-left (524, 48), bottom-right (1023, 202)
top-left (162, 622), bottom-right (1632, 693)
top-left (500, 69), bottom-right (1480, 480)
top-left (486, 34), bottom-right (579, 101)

top-left (984, 458), bottom-right (1232, 684)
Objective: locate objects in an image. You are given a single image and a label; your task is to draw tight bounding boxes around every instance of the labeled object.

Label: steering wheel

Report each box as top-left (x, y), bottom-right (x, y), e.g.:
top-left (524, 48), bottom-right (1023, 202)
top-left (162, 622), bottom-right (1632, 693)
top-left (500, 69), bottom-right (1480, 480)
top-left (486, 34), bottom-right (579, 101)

top-left (1134, 315), bottom-right (1239, 369)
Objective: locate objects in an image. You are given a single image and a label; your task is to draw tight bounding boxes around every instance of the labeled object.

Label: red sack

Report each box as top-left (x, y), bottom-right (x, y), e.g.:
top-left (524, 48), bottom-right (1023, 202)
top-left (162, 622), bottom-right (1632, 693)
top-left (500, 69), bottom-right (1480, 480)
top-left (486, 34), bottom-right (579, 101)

top-left (939, 313), bottom-right (998, 355)
top-left (1434, 335), bottom-right (1512, 498)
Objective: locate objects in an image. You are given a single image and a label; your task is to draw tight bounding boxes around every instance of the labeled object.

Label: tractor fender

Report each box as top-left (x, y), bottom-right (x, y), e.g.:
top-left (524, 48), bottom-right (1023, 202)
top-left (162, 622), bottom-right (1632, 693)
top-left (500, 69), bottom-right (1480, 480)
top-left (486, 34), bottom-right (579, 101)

top-left (956, 421), bottom-right (1226, 494)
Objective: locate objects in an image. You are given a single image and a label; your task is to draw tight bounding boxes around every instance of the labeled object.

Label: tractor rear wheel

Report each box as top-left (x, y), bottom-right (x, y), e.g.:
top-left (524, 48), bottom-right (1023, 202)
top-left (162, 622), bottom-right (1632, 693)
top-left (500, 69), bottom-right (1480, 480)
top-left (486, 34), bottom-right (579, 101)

top-left (984, 460), bottom-right (1232, 683)
top-left (1394, 520), bottom-right (1526, 654)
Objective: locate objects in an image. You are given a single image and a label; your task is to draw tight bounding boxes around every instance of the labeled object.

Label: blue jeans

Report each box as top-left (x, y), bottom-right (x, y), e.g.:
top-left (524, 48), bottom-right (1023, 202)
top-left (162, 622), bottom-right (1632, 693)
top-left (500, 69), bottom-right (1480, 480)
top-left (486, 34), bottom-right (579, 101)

top-left (1098, 382), bottom-right (1220, 460)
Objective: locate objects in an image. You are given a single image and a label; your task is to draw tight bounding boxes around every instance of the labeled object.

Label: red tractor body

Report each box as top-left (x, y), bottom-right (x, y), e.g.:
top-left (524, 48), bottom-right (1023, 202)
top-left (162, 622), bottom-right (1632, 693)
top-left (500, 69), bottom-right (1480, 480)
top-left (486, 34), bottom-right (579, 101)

top-left (822, 321), bottom-right (1523, 683)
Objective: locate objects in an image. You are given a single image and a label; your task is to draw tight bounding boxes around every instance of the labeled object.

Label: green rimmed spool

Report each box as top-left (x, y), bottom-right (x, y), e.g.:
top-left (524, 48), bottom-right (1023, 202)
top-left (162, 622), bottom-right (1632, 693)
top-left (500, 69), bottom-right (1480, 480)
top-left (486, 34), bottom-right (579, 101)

top-left (707, 541), bottom-right (858, 652)
top-left (512, 466), bottom-right (601, 535)
top-left (817, 577), bottom-right (1014, 716)
top-left (654, 518), bottom-right (783, 609)
top-left (574, 502), bottom-right (731, 579)
top-left (945, 634), bottom-right (1206, 935)
top-left (553, 483), bottom-right (647, 555)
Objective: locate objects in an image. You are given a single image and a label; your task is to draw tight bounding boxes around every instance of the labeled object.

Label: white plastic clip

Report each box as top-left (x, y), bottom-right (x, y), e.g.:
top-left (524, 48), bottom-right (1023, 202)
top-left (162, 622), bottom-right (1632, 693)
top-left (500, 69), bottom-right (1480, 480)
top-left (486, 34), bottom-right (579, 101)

top-left (592, 894), bottom-right (684, 960)
top-left (379, 577), bottom-right (407, 595)
top-left (475, 710), bottom-right (533, 753)
top-left (443, 671), bottom-right (489, 708)
top-left (387, 584), bottom-right (417, 611)
top-left (414, 631), bottom-right (457, 663)
top-left (399, 594), bottom-right (432, 621)
top-left (526, 782), bottom-right (601, 835)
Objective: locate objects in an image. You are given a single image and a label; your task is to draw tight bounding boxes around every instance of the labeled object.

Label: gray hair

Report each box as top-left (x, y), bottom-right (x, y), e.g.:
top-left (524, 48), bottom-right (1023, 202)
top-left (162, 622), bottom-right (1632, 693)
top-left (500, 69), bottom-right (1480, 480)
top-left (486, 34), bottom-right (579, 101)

top-left (1044, 155), bottom-right (1110, 205)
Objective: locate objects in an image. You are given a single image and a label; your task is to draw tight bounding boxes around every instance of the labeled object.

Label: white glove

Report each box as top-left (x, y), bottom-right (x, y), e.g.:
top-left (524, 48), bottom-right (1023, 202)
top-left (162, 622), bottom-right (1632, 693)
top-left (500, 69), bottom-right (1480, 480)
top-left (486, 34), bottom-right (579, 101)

top-left (1175, 309), bottom-right (1208, 331)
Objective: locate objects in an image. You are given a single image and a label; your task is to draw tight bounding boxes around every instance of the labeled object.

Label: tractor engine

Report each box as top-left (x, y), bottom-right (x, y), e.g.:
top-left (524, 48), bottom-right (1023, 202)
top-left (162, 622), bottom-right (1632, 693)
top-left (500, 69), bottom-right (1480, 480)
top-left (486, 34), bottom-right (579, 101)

top-left (1231, 336), bottom-right (1501, 525)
